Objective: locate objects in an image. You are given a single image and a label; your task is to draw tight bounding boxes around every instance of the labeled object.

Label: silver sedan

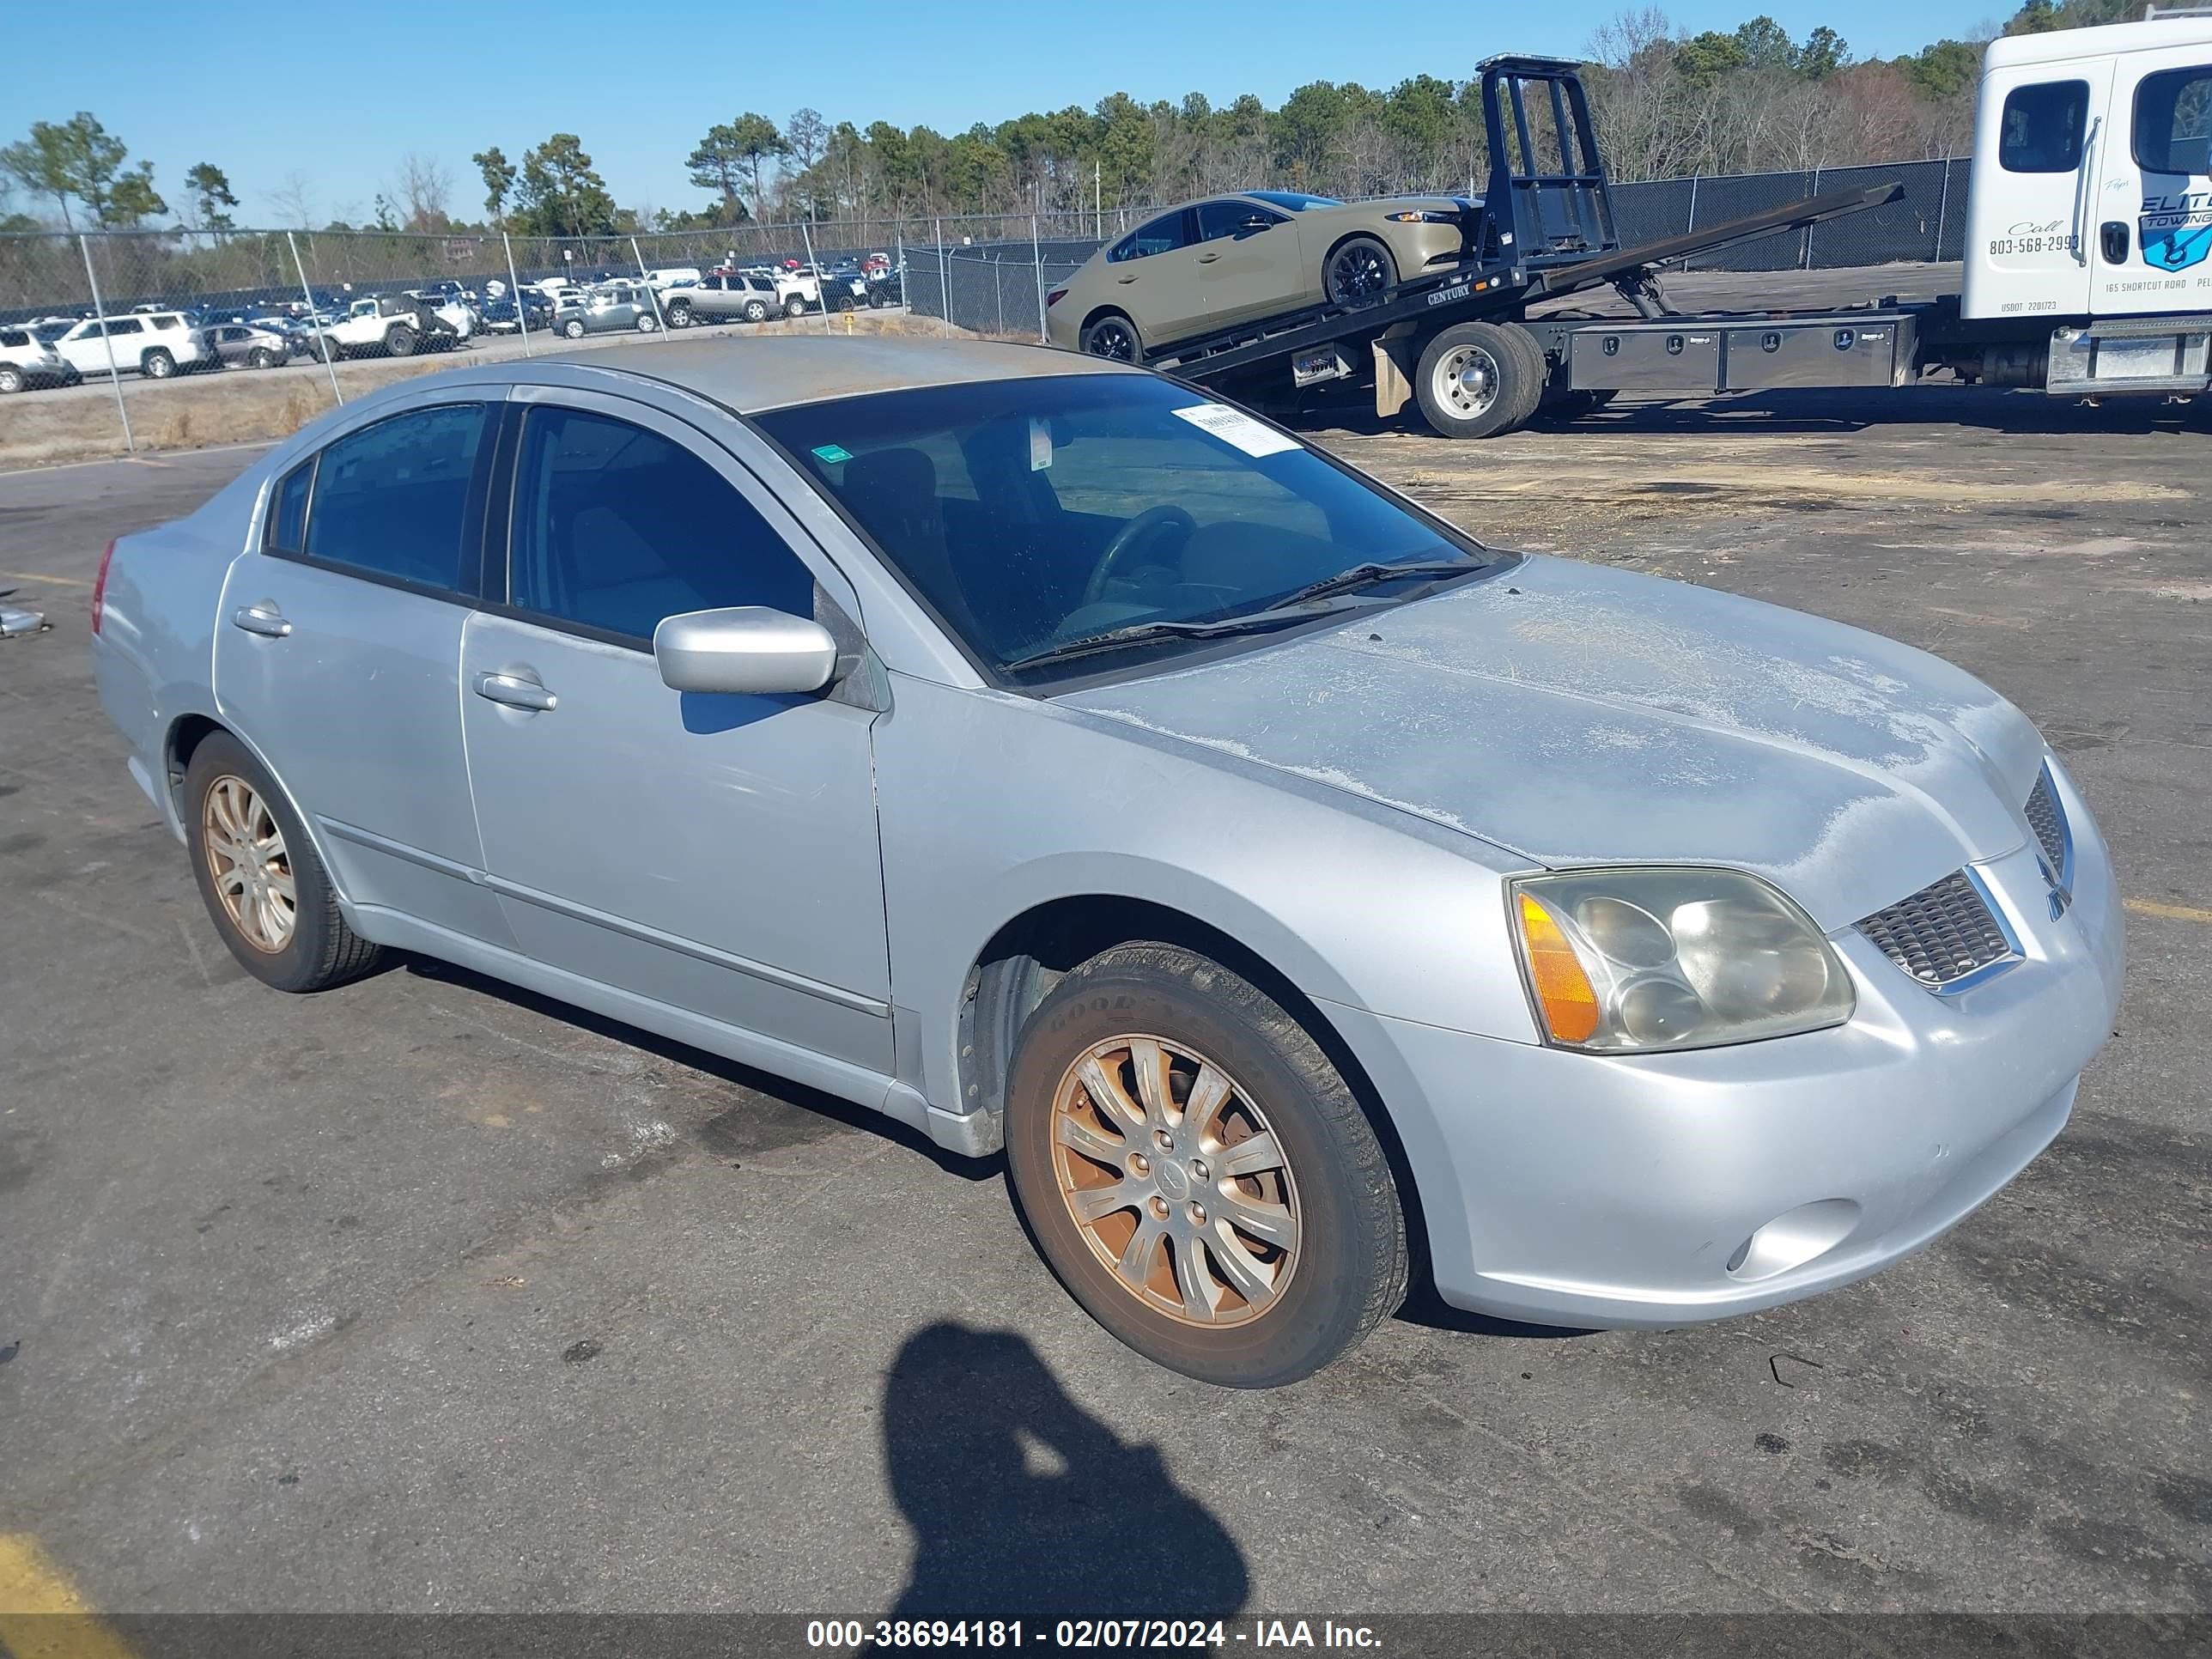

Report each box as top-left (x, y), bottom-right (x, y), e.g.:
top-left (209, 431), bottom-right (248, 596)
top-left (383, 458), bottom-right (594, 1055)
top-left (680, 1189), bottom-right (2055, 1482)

top-left (88, 338), bottom-right (2123, 1387)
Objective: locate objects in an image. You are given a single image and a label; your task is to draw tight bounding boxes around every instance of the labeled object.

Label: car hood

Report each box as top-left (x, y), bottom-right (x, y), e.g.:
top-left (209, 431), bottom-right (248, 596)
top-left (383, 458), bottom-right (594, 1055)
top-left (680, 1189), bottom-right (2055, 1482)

top-left (1059, 555), bottom-right (2046, 930)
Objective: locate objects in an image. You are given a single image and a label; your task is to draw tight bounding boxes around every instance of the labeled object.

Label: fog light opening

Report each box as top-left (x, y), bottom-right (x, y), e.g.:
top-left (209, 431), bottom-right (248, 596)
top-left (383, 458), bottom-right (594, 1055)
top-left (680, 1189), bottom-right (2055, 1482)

top-left (1725, 1199), bottom-right (1861, 1283)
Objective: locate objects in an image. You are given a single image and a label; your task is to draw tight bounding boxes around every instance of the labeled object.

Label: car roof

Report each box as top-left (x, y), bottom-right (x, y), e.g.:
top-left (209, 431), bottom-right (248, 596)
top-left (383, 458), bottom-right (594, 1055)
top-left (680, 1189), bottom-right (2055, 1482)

top-left (524, 336), bottom-right (1144, 413)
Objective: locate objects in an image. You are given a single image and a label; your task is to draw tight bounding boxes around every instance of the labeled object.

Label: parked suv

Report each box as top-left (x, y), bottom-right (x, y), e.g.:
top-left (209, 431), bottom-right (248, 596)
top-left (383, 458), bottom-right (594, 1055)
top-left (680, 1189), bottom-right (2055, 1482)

top-left (52, 312), bottom-right (213, 380)
top-left (662, 270), bottom-right (781, 326)
top-left (0, 323), bottom-right (79, 392)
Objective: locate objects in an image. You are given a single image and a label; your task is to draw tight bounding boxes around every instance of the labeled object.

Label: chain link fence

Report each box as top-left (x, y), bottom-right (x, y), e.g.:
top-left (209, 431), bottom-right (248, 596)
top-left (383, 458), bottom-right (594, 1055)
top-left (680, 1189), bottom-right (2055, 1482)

top-left (2, 163), bottom-right (1972, 461)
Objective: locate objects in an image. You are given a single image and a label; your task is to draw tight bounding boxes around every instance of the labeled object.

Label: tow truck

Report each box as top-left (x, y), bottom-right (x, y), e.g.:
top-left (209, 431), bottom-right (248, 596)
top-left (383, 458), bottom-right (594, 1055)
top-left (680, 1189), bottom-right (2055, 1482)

top-left (1126, 14), bottom-right (2212, 436)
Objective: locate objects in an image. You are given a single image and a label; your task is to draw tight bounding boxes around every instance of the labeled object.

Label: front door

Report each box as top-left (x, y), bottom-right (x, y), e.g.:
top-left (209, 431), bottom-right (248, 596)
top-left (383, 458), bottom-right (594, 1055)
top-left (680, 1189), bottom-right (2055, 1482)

top-left (2094, 45), bottom-right (2212, 315)
top-left (1963, 59), bottom-right (2112, 319)
top-left (1194, 199), bottom-right (1297, 327)
top-left (213, 398), bottom-right (509, 945)
top-left (459, 389), bottom-right (894, 1075)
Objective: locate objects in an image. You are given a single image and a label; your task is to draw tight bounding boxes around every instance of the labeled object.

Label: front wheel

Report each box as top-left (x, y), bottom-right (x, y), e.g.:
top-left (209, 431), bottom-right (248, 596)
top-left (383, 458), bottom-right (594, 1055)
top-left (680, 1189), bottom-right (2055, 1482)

top-left (562, 317), bottom-right (586, 338)
top-left (1005, 942), bottom-right (1409, 1389)
top-left (1079, 313), bottom-right (1141, 362)
top-left (1324, 234), bottom-right (1397, 307)
top-left (1412, 320), bottom-right (1545, 439)
top-left (665, 299), bottom-right (694, 327)
top-left (383, 324), bottom-right (416, 357)
top-left (0, 366), bottom-right (23, 394)
top-left (635, 312), bottom-right (659, 331)
top-left (247, 347), bottom-right (278, 369)
top-left (184, 731), bottom-right (385, 994)
top-left (783, 295), bottom-right (806, 319)
top-left (743, 300), bottom-right (769, 323)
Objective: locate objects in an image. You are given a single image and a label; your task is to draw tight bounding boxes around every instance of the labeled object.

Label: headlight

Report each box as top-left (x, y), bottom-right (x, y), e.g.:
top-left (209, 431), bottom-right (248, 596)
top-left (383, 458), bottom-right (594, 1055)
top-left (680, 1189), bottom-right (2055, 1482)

top-left (1510, 868), bottom-right (1854, 1052)
top-left (1385, 210), bottom-right (1458, 223)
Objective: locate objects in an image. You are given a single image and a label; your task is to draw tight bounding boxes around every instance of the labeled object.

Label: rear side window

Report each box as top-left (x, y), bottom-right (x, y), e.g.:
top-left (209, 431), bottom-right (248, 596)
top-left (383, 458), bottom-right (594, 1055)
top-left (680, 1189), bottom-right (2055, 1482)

top-left (108, 319), bottom-right (143, 337)
top-left (2134, 66), bottom-right (2212, 173)
top-left (1999, 81), bottom-right (2089, 173)
top-left (266, 462), bottom-right (312, 554)
top-left (0, 329), bottom-right (27, 348)
top-left (1109, 211), bottom-right (1190, 263)
top-left (301, 404), bottom-right (487, 592)
top-left (507, 406), bottom-right (815, 644)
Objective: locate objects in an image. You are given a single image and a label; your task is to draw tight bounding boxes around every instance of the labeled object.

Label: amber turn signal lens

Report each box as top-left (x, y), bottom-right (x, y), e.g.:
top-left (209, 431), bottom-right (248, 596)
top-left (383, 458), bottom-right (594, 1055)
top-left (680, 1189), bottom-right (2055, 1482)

top-left (1516, 892), bottom-right (1601, 1043)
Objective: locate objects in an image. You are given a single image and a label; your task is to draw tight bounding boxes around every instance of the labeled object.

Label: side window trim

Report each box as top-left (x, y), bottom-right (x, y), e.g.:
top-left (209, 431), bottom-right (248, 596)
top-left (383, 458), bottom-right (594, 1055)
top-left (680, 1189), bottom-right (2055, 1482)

top-left (261, 398), bottom-right (499, 605)
top-left (488, 385), bottom-right (864, 654)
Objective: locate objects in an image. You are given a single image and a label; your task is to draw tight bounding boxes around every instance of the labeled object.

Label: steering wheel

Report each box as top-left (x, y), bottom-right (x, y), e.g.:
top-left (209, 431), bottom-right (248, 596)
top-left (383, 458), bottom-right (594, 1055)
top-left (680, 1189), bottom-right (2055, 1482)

top-left (1081, 505), bottom-right (1198, 606)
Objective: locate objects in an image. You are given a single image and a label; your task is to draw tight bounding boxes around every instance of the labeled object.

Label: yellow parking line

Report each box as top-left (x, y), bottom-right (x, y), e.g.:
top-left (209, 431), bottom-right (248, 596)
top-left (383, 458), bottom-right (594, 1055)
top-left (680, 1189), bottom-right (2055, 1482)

top-left (0, 571), bottom-right (88, 590)
top-left (2125, 896), bottom-right (2212, 925)
top-left (0, 1535), bottom-right (135, 1659)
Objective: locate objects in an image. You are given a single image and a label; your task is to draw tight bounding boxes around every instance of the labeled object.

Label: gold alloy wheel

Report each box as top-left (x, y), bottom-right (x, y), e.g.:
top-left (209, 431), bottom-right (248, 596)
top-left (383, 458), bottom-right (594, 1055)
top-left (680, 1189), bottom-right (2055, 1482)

top-left (1048, 1035), bottom-right (1302, 1327)
top-left (201, 775), bottom-right (297, 953)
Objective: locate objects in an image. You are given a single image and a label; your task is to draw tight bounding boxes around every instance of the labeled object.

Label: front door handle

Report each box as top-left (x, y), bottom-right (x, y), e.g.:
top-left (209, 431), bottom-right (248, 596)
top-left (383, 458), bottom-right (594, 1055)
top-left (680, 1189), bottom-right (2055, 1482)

top-left (231, 603), bottom-right (291, 638)
top-left (1115, 275), bottom-right (1139, 285)
top-left (2100, 221), bottom-right (2130, 264)
top-left (1197, 252), bottom-right (1221, 264)
top-left (473, 670), bottom-right (556, 712)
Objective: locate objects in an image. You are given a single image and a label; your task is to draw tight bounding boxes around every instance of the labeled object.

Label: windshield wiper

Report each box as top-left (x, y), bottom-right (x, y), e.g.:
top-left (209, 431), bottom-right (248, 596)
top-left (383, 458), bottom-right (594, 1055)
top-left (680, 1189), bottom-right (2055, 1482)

top-left (1268, 554), bottom-right (1485, 608)
top-left (1001, 595), bottom-right (1386, 674)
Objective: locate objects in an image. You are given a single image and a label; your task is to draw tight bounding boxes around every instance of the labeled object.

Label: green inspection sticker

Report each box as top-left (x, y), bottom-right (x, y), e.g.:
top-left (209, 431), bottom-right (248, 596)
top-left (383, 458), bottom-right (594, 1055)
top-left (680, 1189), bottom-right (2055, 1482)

top-left (811, 443), bottom-right (854, 464)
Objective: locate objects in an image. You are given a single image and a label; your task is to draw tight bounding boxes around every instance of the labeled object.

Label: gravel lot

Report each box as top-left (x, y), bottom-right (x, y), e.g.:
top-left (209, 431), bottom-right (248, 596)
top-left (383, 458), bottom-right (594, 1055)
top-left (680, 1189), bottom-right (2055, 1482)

top-left (0, 364), bottom-right (2206, 1632)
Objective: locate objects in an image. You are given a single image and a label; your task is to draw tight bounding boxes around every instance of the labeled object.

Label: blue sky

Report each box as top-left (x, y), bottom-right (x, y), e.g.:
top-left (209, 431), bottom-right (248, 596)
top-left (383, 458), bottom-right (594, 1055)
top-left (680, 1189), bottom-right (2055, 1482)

top-left (11, 1), bottom-right (1996, 226)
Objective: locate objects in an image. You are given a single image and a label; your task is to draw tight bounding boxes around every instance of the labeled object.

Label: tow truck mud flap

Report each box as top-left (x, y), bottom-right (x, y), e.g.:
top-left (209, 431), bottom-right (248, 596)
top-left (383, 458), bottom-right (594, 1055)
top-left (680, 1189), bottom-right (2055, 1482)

top-left (1568, 325), bottom-right (1721, 391)
top-left (1721, 320), bottom-right (1910, 390)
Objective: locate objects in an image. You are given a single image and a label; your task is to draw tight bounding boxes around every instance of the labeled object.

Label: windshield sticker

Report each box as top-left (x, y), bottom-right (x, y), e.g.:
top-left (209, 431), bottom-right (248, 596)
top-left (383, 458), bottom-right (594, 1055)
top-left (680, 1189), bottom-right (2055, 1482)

top-left (811, 443), bottom-right (854, 464)
top-left (1171, 403), bottom-right (1301, 457)
top-left (1030, 416), bottom-right (1054, 471)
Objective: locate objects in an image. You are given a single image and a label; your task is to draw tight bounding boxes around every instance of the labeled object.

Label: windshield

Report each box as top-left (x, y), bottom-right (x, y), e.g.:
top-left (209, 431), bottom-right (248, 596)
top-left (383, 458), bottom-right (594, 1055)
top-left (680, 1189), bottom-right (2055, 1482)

top-left (757, 374), bottom-right (1490, 681)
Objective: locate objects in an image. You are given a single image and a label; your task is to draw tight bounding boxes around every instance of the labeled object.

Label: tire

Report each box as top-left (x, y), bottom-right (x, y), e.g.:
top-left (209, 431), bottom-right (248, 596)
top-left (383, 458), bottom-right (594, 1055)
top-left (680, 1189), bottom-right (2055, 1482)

top-left (868, 287), bottom-right (888, 309)
top-left (1079, 312), bottom-right (1141, 362)
top-left (1413, 320), bottom-right (1543, 439)
top-left (183, 731), bottom-right (385, 994)
top-left (562, 317), bottom-right (586, 338)
top-left (666, 298), bottom-right (694, 327)
top-left (743, 300), bottom-right (769, 323)
top-left (142, 349), bottom-right (176, 380)
top-left (1004, 942), bottom-right (1409, 1389)
top-left (0, 366), bottom-right (23, 394)
top-left (635, 312), bottom-right (659, 331)
top-left (384, 323), bottom-right (416, 358)
top-left (247, 347), bottom-right (278, 370)
top-left (1324, 234), bottom-right (1397, 307)
top-left (783, 295), bottom-right (807, 319)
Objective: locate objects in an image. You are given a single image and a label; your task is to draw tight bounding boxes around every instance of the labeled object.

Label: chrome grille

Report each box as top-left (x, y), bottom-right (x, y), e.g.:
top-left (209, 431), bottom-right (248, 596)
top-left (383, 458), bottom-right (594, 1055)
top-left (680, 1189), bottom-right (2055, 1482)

top-left (2026, 769), bottom-right (2069, 882)
top-left (1858, 871), bottom-right (2016, 990)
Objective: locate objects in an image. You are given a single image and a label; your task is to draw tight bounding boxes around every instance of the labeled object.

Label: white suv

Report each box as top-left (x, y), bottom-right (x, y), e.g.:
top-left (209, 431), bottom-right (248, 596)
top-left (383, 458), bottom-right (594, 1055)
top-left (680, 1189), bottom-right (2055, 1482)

top-left (54, 312), bottom-right (212, 380)
top-left (0, 323), bottom-right (78, 393)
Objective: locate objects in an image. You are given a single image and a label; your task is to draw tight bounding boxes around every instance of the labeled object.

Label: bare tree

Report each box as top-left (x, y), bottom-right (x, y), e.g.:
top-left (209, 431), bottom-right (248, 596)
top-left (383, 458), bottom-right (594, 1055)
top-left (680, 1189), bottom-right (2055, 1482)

top-left (267, 171), bottom-right (316, 228)
top-left (394, 152), bottom-right (453, 230)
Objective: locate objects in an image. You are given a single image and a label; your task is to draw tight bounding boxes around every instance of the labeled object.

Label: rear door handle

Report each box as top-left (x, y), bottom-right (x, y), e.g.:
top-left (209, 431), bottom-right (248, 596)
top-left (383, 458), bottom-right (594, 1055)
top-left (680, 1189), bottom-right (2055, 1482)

top-left (1115, 275), bottom-right (1139, 284)
top-left (473, 670), bottom-right (556, 712)
top-left (1197, 252), bottom-right (1221, 264)
top-left (231, 603), bottom-right (291, 638)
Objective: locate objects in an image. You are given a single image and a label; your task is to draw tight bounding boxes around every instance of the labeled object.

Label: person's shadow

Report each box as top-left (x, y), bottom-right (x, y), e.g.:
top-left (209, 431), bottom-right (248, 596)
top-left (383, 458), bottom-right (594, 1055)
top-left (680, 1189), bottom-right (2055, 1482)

top-left (882, 1322), bottom-right (1249, 1620)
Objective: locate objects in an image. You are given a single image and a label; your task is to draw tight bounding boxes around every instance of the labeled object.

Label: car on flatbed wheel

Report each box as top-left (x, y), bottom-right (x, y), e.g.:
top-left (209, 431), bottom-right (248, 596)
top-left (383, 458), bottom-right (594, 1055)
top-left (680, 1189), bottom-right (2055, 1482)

top-left (1046, 191), bottom-right (1477, 361)
top-left (88, 337), bottom-right (2122, 1388)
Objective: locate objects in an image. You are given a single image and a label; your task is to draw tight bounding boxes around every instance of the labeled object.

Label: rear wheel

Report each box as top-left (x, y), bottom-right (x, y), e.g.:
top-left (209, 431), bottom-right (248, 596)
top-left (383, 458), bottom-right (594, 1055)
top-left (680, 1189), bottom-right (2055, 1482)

top-left (743, 300), bottom-right (769, 323)
top-left (666, 298), bottom-right (694, 327)
top-left (1080, 312), bottom-right (1141, 362)
top-left (1325, 234), bottom-right (1397, 307)
top-left (562, 317), bottom-right (586, 338)
top-left (868, 287), bottom-right (888, 309)
top-left (1004, 942), bottom-right (1408, 1389)
top-left (247, 347), bottom-right (278, 369)
top-left (1413, 320), bottom-right (1543, 439)
top-left (383, 324), bottom-right (416, 357)
top-left (783, 295), bottom-right (807, 319)
top-left (142, 348), bottom-right (176, 380)
top-left (0, 366), bottom-right (23, 394)
top-left (184, 731), bottom-right (385, 994)
top-left (635, 311), bottom-right (659, 331)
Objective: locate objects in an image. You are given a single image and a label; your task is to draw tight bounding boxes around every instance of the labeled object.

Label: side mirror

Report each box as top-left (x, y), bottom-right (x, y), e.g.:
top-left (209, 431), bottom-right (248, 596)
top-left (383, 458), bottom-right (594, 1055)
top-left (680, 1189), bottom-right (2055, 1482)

top-left (653, 605), bottom-right (838, 696)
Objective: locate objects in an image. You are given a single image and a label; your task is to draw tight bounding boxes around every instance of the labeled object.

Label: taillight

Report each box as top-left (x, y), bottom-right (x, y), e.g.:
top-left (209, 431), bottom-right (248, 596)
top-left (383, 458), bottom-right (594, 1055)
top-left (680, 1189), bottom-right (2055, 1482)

top-left (1046, 287), bottom-right (1067, 308)
top-left (91, 538), bottom-right (116, 635)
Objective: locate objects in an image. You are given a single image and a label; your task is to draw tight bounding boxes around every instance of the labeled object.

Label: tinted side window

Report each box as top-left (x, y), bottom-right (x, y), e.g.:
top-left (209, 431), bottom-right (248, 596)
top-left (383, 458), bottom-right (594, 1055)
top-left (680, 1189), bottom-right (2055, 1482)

top-left (266, 461), bottom-right (313, 554)
top-left (0, 330), bottom-right (27, 347)
top-left (1109, 210), bottom-right (1190, 262)
top-left (2134, 66), bottom-right (2212, 173)
top-left (2000, 81), bottom-right (2089, 173)
top-left (1197, 201), bottom-right (1283, 241)
top-left (109, 319), bottom-right (143, 337)
top-left (302, 404), bottom-right (487, 591)
top-left (509, 406), bottom-right (815, 643)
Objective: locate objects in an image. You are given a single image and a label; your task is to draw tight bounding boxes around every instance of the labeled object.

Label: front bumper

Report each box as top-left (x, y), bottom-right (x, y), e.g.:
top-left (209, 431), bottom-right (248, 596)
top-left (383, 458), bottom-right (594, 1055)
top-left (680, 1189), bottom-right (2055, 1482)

top-left (1328, 774), bottom-right (2124, 1328)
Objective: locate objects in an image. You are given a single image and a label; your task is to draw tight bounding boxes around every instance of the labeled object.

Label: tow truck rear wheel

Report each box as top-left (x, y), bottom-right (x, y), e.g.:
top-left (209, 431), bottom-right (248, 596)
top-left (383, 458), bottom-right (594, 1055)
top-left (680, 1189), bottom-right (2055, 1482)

top-left (1413, 320), bottom-right (1543, 439)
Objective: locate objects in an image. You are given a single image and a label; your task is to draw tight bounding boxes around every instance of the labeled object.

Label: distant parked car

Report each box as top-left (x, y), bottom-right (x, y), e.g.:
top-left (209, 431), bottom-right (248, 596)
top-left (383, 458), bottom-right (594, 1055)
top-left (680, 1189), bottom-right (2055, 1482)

top-left (644, 266), bottom-right (702, 290)
top-left (662, 270), bottom-right (780, 327)
top-left (204, 323), bottom-right (295, 370)
top-left (0, 323), bottom-right (79, 392)
top-left (866, 268), bottom-right (904, 308)
top-left (552, 281), bottom-right (661, 337)
top-left (53, 312), bottom-right (214, 380)
top-left (479, 290), bottom-right (555, 333)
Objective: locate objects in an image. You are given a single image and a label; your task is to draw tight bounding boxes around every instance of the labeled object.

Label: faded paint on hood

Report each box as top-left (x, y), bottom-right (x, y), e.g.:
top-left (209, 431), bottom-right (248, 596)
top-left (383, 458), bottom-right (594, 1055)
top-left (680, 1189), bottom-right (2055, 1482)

top-left (1060, 555), bottom-right (2045, 930)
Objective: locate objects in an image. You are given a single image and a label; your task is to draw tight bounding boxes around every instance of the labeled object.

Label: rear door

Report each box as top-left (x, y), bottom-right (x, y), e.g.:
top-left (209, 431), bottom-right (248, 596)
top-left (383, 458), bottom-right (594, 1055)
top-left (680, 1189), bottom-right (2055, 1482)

top-left (1103, 209), bottom-right (1207, 342)
top-left (213, 396), bottom-right (512, 946)
top-left (2094, 44), bottom-right (2212, 315)
top-left (1194, 198), bottom-right (1297, 326)
top-left (1965, 61), bottom-right (2109, 319)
